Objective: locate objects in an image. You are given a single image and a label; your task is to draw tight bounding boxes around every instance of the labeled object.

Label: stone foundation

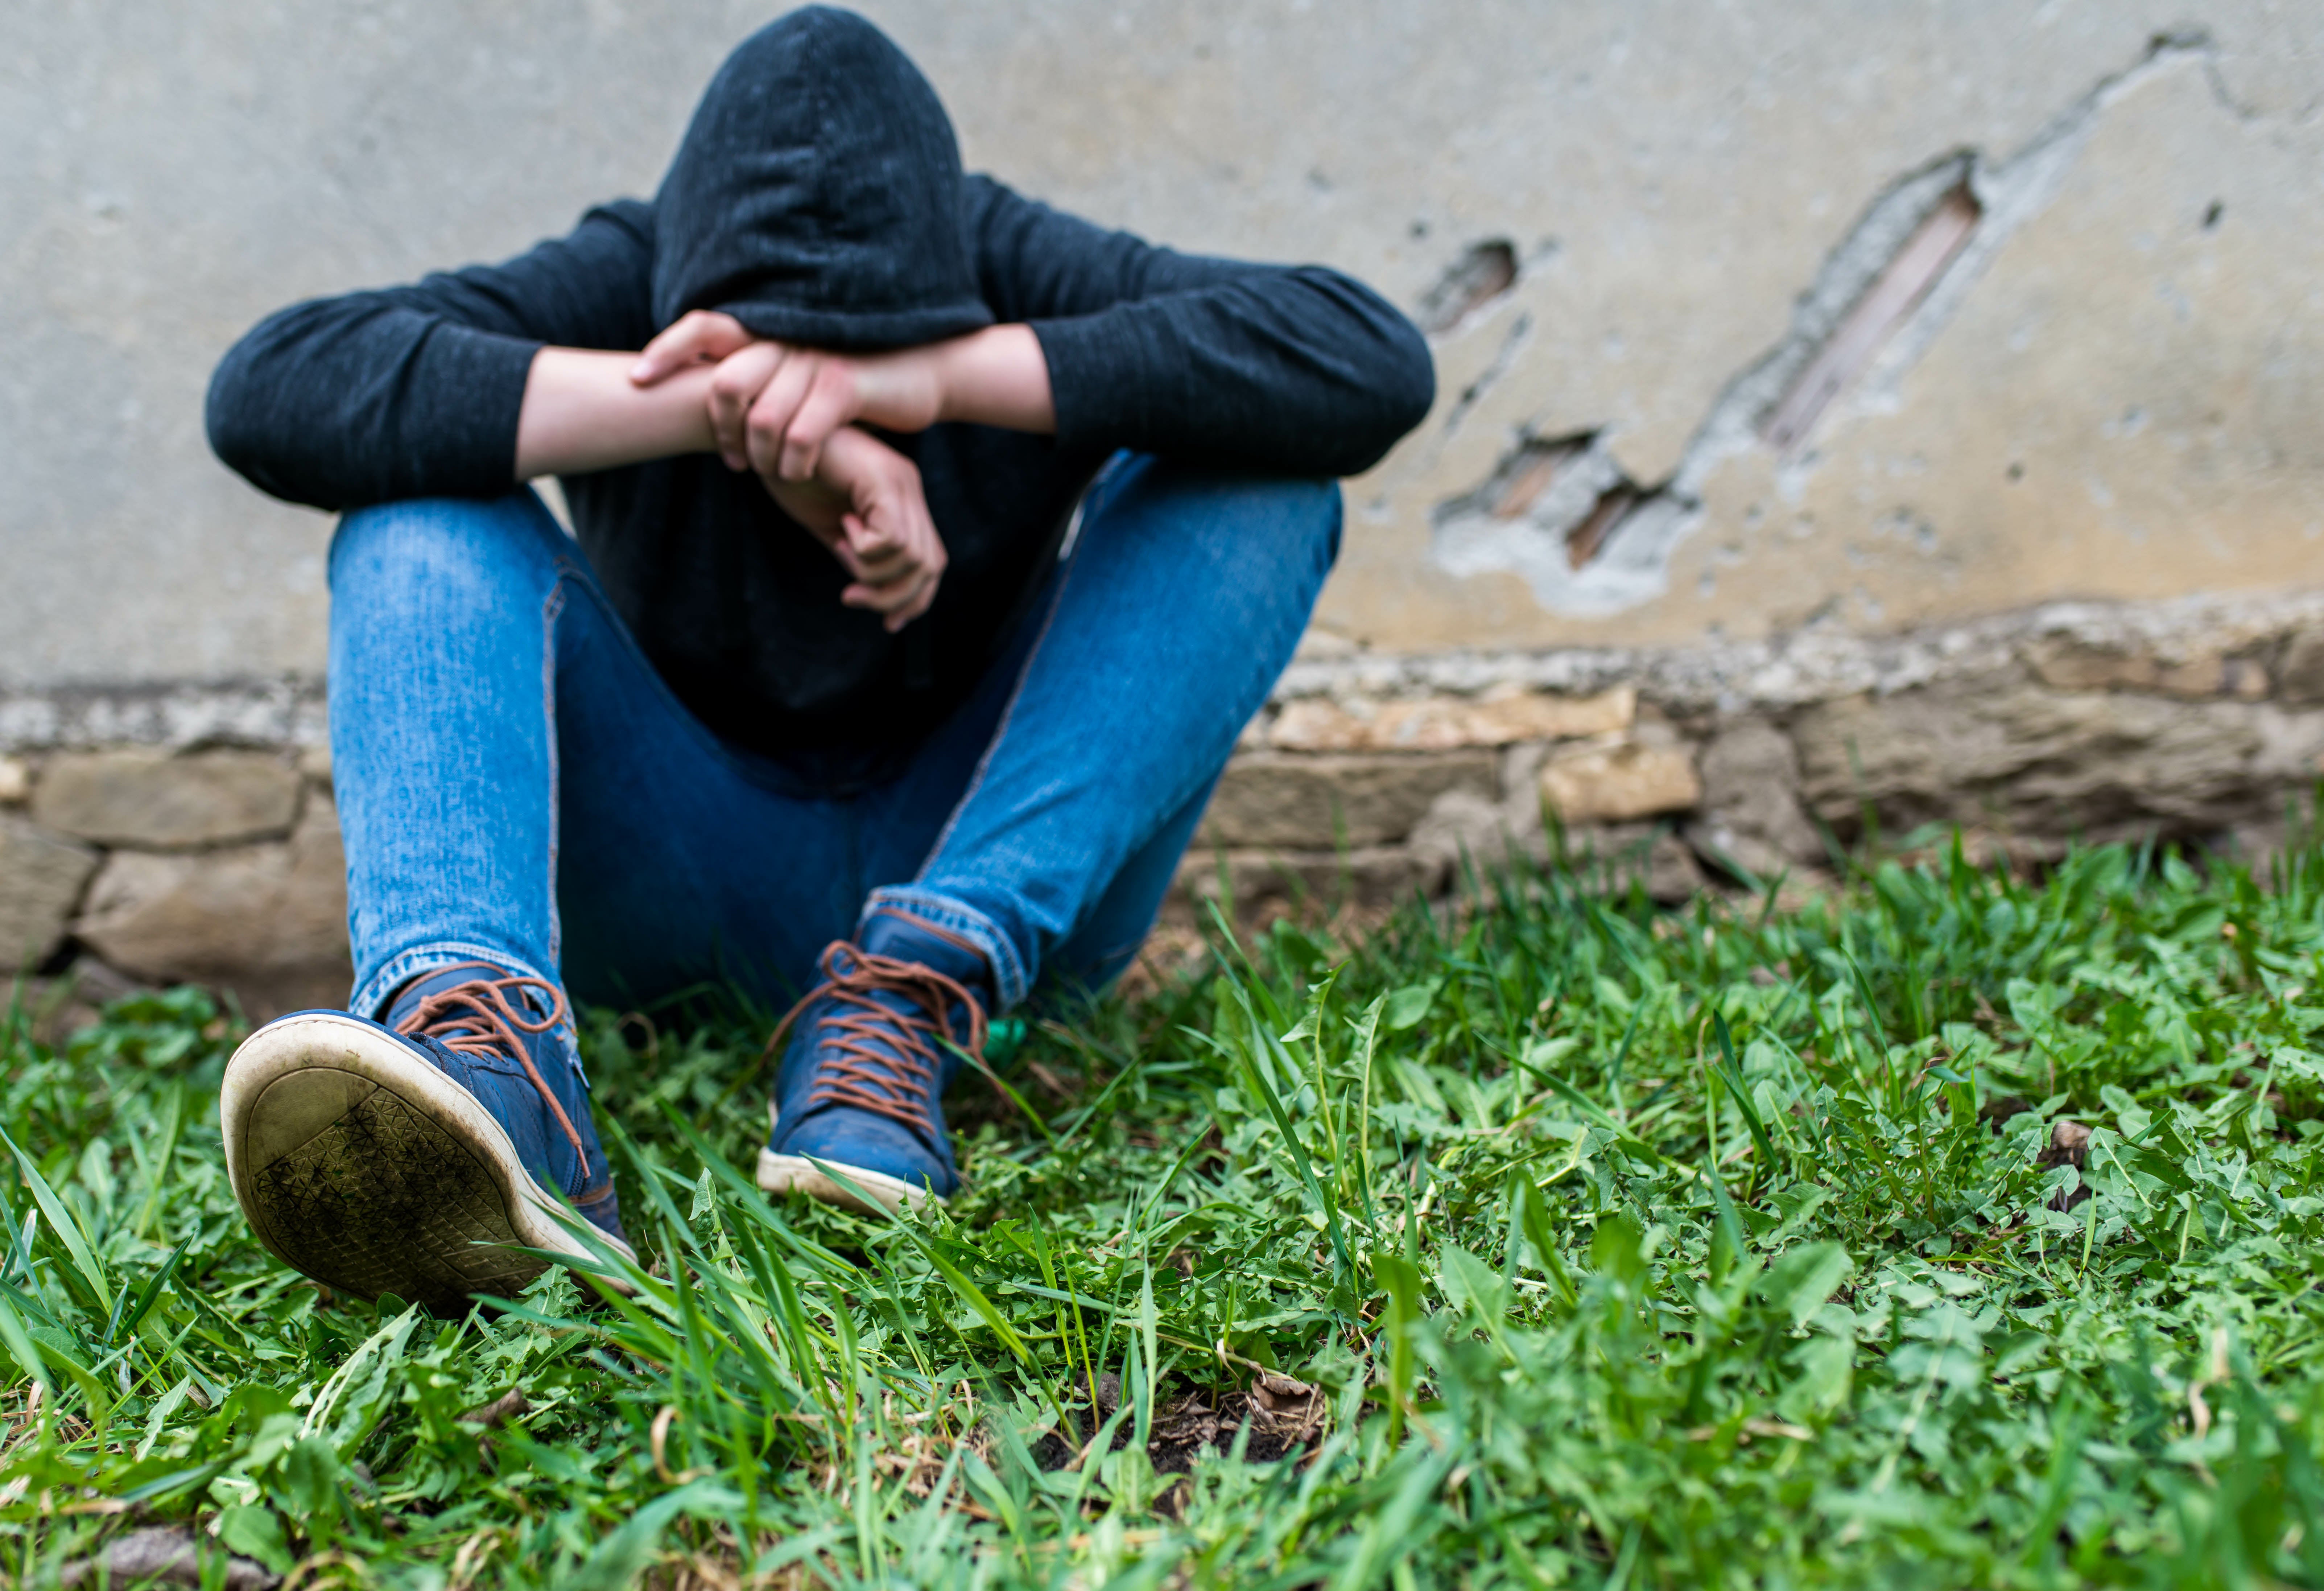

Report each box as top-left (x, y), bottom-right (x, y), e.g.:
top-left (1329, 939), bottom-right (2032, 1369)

top-left (5, 589), bottom-right (2321, 1018)
top-left (0, 731), bottom-right (348, 1021)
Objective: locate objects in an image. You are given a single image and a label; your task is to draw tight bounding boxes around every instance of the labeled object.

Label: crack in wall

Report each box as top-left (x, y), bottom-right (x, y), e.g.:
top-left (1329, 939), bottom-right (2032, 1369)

top-left (1416, 238), bottom-right (1519, 335)
top-left (1429, 30), bottom-right (2217, 620)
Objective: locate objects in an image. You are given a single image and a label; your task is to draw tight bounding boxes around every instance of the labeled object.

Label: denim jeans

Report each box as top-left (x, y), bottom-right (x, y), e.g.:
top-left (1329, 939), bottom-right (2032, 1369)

top-left (325, 455), bottom-right (1340, 1021)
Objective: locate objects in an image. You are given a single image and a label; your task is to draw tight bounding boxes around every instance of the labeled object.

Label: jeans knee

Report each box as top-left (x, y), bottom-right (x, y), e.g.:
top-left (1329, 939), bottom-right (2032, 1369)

top-left (1246, 476), bottom-right (1343, 592)
top-left (1301, 479), bottom-right (1345, 572)
top-left (1107, 457), bottom-right (1342, 573)
top-left (1227, 474), bottom-right (1343, 582)
top-left (327, 491), bottom-right (567, 605)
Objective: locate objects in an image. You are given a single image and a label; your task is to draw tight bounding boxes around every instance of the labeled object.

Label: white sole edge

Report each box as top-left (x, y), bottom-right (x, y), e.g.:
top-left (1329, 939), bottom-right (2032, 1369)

top-left (220, 1011), bottom-right (635, 1303)
top-left (756, 1150), bottom-right (939, 1217)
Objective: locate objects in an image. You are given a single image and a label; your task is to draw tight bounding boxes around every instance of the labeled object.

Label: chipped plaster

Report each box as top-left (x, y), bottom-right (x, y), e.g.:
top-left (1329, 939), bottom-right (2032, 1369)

top-left (1416, 32), bottom-right (2263, 623)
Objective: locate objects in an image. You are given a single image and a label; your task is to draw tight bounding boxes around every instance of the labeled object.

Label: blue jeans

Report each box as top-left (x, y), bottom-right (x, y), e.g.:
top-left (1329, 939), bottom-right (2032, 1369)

top-left (326, 456), bottom-right (1340, 1021)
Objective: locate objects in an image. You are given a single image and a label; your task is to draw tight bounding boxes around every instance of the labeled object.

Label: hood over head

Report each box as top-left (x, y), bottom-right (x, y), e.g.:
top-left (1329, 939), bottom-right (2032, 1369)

top-left (651, 7), bottom-right (993, 350)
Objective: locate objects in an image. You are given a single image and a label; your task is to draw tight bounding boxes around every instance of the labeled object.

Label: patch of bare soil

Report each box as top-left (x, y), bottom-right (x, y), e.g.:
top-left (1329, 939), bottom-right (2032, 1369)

top-left (1031, 1370), bottom-right (1326, 1487)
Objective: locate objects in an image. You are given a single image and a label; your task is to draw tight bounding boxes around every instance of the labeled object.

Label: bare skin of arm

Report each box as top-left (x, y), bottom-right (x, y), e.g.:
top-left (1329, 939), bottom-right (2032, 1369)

top-left (513, 321), bottom-right (1054, 479)
top-left (628, 313), bottom-right (1055, 482)
top-left (511, 322), bottom-right (1054, 630)
top-left (513, 349), bottom-right (721, 478)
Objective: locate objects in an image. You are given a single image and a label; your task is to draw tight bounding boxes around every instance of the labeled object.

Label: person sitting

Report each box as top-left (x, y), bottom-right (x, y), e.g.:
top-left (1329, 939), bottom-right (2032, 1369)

top-left (203, 5), bottom-right (1432, 1315)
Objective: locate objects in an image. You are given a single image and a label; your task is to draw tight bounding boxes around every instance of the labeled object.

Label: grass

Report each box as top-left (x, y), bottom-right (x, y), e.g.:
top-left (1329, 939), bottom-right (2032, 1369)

top-left (8, 827), bottom-right (2324, 1587)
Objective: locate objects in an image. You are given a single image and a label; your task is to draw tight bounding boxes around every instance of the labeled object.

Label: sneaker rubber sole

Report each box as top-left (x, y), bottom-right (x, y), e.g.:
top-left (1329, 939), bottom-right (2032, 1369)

top-left (220, 1011), bottom-right (635, 1316)
top-left (756, 1150), bottom-right (938, 1217)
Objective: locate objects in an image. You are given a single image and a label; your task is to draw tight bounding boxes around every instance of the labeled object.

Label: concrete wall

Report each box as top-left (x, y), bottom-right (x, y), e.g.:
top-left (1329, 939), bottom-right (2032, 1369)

top-left (8, 0), bottom-right (2320, 688)
top-left (5, 2), bottom-right (2323, 1007)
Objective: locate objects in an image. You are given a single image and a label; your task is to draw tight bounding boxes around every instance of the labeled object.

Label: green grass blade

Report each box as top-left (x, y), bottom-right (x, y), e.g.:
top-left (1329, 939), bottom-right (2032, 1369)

top-left (1, 1125), bottom-right (109, 1309)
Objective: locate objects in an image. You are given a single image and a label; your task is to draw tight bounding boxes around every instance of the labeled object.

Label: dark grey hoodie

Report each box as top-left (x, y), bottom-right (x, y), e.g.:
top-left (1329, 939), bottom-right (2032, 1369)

top-left (208, 8), bottom-right (1433, 774)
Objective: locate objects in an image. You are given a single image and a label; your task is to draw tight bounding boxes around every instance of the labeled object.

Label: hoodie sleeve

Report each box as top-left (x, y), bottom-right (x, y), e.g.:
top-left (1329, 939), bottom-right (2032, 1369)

top-left (963, 177), bottom-right (1435, 480)
top-left (206, 202), bottom-right (660, 510)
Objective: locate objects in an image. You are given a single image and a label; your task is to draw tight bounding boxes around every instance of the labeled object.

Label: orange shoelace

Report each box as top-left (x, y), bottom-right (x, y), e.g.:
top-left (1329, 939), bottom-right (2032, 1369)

top-left (766, 942), bottom-right (988, 1134)
top-left (393, 961), bottom-right (590, 1178)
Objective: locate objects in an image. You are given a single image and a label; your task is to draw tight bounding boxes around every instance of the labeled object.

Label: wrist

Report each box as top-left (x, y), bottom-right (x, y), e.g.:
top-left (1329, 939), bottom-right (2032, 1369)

top-left (932, 325), bottom-right (1055, 434)
top-left (926, 333), bottom-right (979, 426)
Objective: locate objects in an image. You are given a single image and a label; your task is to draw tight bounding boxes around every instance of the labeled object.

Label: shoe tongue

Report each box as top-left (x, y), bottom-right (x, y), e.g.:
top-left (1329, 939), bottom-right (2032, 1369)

top-left (856, 911), bottom-right (992, 1005)
top-left (384, 960), bottom-right (546, 1039)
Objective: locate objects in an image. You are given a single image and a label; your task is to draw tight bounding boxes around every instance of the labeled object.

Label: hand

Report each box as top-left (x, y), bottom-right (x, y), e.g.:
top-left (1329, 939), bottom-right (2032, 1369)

top-left (632, 310), bottom-right (943, 486)
top-left (761, 426), bottom-right (947, 633)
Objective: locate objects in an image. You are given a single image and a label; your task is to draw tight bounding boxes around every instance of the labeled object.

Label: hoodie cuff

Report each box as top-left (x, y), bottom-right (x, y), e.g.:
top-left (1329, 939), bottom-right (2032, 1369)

top-left (1027, 313), bottom-right (1151, 456)
top-left (400, 323), bottom-right (544, 498)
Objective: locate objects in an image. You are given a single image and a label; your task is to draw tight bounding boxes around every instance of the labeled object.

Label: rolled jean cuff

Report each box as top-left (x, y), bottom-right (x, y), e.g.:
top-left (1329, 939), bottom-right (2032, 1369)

top-left (348, 939), bottom-right (561, 1027)
top-left (860, 886), bottom-right (1028, 1013)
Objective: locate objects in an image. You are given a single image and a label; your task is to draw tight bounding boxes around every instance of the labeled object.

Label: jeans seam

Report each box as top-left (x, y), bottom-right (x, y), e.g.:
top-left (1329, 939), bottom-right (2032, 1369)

top-left (542, 579), bottom-right (567, 970)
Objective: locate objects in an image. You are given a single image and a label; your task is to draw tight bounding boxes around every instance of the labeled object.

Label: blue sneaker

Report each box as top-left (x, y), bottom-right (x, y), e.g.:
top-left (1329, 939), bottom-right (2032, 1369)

top-left (220, 961), bottom-right (635, 1315)
top-left (757, 909), bottom-right (993, 1215)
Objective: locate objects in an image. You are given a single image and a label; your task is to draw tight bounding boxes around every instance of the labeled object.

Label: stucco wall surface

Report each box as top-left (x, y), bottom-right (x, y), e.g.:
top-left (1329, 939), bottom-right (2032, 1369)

top-left (3, 0), bottom-right (2320, 690)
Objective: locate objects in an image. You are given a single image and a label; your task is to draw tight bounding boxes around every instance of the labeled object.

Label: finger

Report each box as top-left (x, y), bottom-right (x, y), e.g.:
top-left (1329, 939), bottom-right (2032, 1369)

top-left (708, 343), bottom-right (786, 469)
top-left (902, 511), bottom-right (945, 579)
top-left (833, 514), bottom-right (915, 587)
top-left (745, 355), bottom-right (820, 482)
top-left (778, 363), bottom-right (859, 482)
top-left (850, 516), bottom-right (942, 628)
top-left (886, 491), bottom-right (946, 582)
top-left (842, 506), bottom-right (905, 560)
top-left (840, 546), bottom-right (913, 586)
top-left (888, 568), bottom-right (942, 631)
top-left (831, 546), bottom-right (914, 589)
top-left (841, 569), bottom-right (936, 623)
top-left (633, 310), bottom-right (752, 385)
top-left (852, 467), bottom-right (943, 621)
top-left (838, 566), bottom-right (924, 608)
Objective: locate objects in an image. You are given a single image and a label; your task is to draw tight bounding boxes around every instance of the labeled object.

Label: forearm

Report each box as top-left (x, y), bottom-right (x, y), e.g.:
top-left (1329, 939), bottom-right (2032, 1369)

top-left (515, 348), bottom-right (719, 479)
top-left (929, 323), bottom-right (1055, 434)
top-left (1033, 272), bottom-right (1435, 477)
top-left (616, 317), bottom-right (1056, 485)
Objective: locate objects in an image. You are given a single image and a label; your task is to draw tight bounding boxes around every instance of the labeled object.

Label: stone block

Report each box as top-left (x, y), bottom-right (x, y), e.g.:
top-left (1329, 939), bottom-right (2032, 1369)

top-left (0, 757), bottom-right (28, 805)
top-left (1409, 787), bottom-right (1539, 871)
top-left (2, 960), bottom-right (153, 1047)
top-left (1269, 687), bottom-right (1634, 752)
top-left (1545, 821), bottom-right (1706, 904)
top-left (1792, 681), bottom-right (2268, 841)
top-left (2280, 629), bottom-right (2324, 706)
top-left (1172, 846), bottom-right (1445, 920)
top-left (2021, 636), bottom-right (2266, 700)
top-left (1538, 738), bottom-right (1702, 824)
top-left (0, 814), bottom-right (100, 967)
top-left (1198, 751), bottom-right (1497, 849)
top-left (1686, 719), bottom-right (1823, 875)
top-left (75, 803), bottom-right (350, 1020)
top-left (33, 749), bottom-right (302, 849)
top-left (1638, 832), bottom-right (1708, 904)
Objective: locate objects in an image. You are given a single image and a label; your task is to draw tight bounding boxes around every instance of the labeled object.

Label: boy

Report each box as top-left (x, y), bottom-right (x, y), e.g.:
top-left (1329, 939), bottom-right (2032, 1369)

top-left (206, 7), bottom-right (1432, 1315)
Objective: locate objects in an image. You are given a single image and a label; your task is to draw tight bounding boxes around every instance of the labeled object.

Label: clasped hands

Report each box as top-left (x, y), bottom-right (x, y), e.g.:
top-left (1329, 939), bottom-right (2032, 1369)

top-left (632, 310), bottom-right (950, 632)
top-left (516, 314), bottom-right (1048, 632)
